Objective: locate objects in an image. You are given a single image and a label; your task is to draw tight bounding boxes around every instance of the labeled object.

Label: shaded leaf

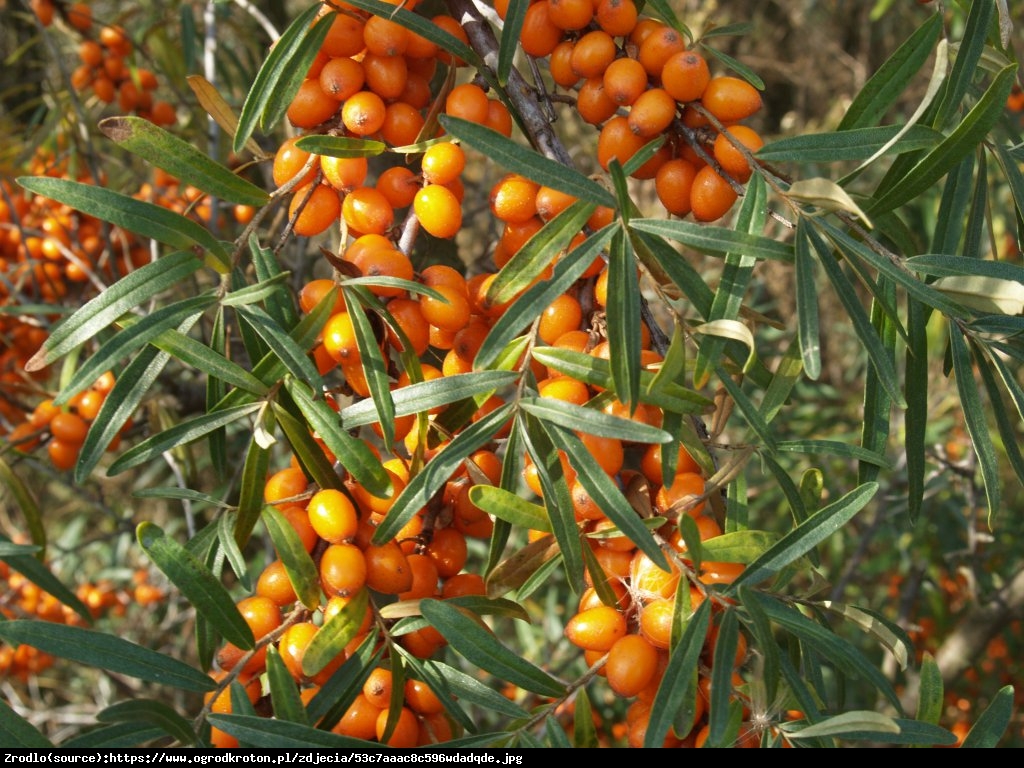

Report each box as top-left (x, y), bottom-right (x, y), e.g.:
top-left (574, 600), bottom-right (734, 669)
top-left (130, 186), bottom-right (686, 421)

top-left (960, 685), bottom-right (1015, 748)
top-left (137, 522), bottom-right (254, 650)
top-left (0, 697), bottom-right (52, 747)
top-left (0, 621), bottom-right (216, 692)
top-left (97, 700), bottom-right (197, 745)
top-left (16, 177), bottom-right (229, 271)
top-left (262, 506), bottom-right (321, 610)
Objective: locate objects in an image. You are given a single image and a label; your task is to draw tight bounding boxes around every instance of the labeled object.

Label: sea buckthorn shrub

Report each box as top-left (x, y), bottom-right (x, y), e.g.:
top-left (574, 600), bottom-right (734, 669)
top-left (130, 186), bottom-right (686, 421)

top-left (2, 0), bottom-right (1023, 750)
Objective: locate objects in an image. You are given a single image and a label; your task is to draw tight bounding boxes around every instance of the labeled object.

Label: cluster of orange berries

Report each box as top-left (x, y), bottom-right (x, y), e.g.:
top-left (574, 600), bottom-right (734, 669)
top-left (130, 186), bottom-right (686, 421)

top-left (205, 453), bottom-right (501, 747)
top-left (30, 0), bottom-right (176, 125)
top-left (0, 560), bottom-right (164, 682)
top-left (6, 371), bottom-right (131, 471)
top-left (506, 0), bottom-right (765, 222)
top-left (273, 2), bottom-right (513, 241)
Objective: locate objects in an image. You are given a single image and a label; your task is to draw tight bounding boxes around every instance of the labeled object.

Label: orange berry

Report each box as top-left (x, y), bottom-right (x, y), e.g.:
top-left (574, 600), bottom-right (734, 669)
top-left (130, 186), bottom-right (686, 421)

top-left (341, 90), bottom-right (387, 136)
top-left (414, 184), bottom-right (463, 239)
top-left (362, 53), bottom-right (409, 100)
top-left (537, 292), bottom-right (583, 345)
top-left (380, 101), bottom-right (426, 147)
top-left (425, 527), bottom-right (467, 579)
top-left (272, 136), bottom-right (316, 188)
top-left (364, 540), bottom-right (414, 594)
top-left (318, 56), bottom-right (365, 102)
top-left (321, 12), bottom-right (366, 58)
top-left (490, 174), bottom-right (540, 224)
top-left (712, 124), bottom-right (764, 183)
top-left (548, 0), bottom-right (594, 31)
top-left (307, 488), bottom-right (359, 543)
top-left (700, 76), bottom-right (763, 123)
top-left (421, 141), bottom-right (466, 186)
top-left (661, 50), bottom-right (711, 103)
top-left (595, 0), bottom-right (639, 37)
top-left (606, 634), bottom-right (660, 698)
top-left (289, 183), bottom-right (341, 237)
top-left (637, 25), bottom-right (686, 77)
top-left (627, 87), bottom-right (677, 137)
top-left (603, 57), bottom-right (649, 107)
top-left (519, 0), bottom-right (563, 58)
top-left (690, 165), bottom-right (738, 222)
top-left (565, 605), bottom-right (627, 651)
top-left (287, 78), bottom-right (340, 128)
top-left (655, 158), bottom-right (698, 217)
top-left (342, 186), bottom-right (394, 236)
top-left (375, 166), bottom-right (420, 209)
top-left (256, 560), bottom-right (298, 607)
top-left (321, 155), bottom-right (369, 193)
top-left (445, 83), bottom-right (490, 124)
top-left (576, 76), bottom-right (618, 125)
top-left (571, 30), bottom-right (617, 80)
top-left (597, 115), bottom-right (645, 171)
top-left (320, 543), bottom-right (368, 597)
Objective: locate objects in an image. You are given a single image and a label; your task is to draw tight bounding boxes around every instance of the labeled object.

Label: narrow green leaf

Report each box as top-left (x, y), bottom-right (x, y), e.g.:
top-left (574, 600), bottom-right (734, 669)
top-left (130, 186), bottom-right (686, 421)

top-left (821, 601), bottom-right (912, 670)
top-left (108, 403), bottom-right (261, 475)
top-left (266, 647), bottom-right (309, 725)
top-left (519, 415), bottom-right (584, 595)
top-left (728, 482), bottom-right (878, 592)
top-left (82, 346), bottom-right (169, 481)
top-left (699, 530), bottom-right (782, 564)
top-left (486, 201), bottom-right (599, 306)
top-left (716, 370), bottom-right (778, 452)
top-left (307, 635), bottom-right (382, 729)
top-left (802, 223), bottom-right (905, 407)
top-left (440, 116), bottom-right (615, 207)
top-left (838, 13), bottom-right (943, 130)
top-left (497, 0), bottom-right (527, 86)
top-left (137, 522), bottom-right (253, 650)
top-left (97, 699), bottom-right (197, 745)
top-left (916, 653), bottom-right (944, 727)
top-left (572, 688), bottom-right (599, 748)
top-left (234, 305), bottom-right (324, 395)
top-left (59, 296), bottom-right (215, 406)
top-left (287, 381), bottom-right (391, 498)
top-left (752, 592), bottom-right (902, 713)
top-left (209, 715), bottom-right (370, 748)
top-left (607, 227), bottom-right (641, 410)
top-left (932, 0), bottom-right (994, 130)
top-left (262, 506), bottom-right (321, 610)
top-left (0, 621), bottom-right (216, 692)
top-left (960, 685), bottom-right (1015, 748)
top-left (476, 231), bottom-right (611, 370)
top-left (234, 438), bottom-right (271, 548)
top-left (545, 423), bottom-right (667, 570)
top-left (469, 486), bottom-right (549, 531)
top-left (818, 718), bottom-right (957, 746)
top-left (152, 328), bottom-right (269, 396)
top-left (0, 697), bottom-right (53, 747)
top-left (419, 599), bottom-right (565, 697)
top-left (0, 533), bottom-right (87, 623)
top-left (344, 286), bottom-right (395, 450)
top-left (341, 371), bottom-right (517, 429)
top-left (868, 64), bottom-right (1016, 216)
top-left (776, 440), bottom-right (890, 467)
top-left (294, 134), bottom-right (386, 158)
top-left (757, 124), bottom-right (942, 163)
top-left (905, 298), bottom-right (929, 523)
top-left (949, 324), bottom-right (1001, 526)
top-left (519, 397), bottom-right (671, 443)
top-left (629, 218), bottom-right (794, 262)
top-left (0, 457), bottom-right (45, 555)
top-left (100, 116), bottom-right (269, 205)
top-left (371, 402), bottom-right (515, 545)
top-left (645, 599), bottom-right (711, 747)
top-left (784, 710), bottom-right (900, 739)
top-left (531, 347), bottom-right (713, 414)
top-left (972, 343), bottom-right (1024, 489)
top-left (303, 589), bottom-right (369, 678)
top-left (25, 250), bottom-right (201, 370)
top-left (61, 724), bottom-right (165, 748)
top-left (234, 5), bottom-right (333, 153)
top-left (795, 224), bottom-right (822, 379)
top-left (16, 177), bottom-right (229, 271)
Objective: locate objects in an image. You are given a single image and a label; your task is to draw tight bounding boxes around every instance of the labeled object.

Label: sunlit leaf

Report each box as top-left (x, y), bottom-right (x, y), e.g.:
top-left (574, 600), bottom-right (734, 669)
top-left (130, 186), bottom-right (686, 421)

top-left (99, 116), bottom-right (269, 206)
top-left (419, 599), bottom-right (564, 697)
top-left (262, 506), bottom-right (321, 610)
